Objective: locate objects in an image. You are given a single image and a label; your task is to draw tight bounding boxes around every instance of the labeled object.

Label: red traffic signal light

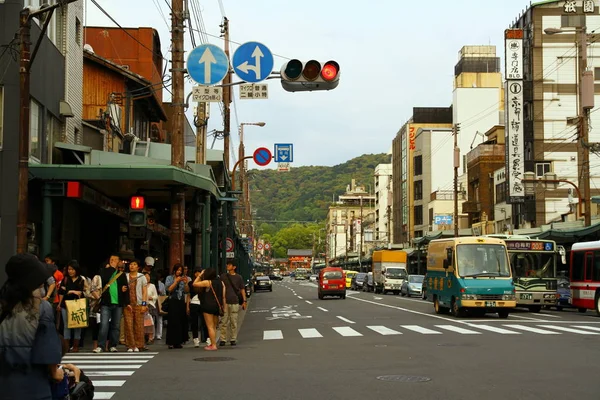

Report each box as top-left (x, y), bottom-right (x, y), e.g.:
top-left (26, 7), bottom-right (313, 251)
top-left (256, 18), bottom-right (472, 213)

top-left (130, 196), bottom-right (145, 210)
top-left (280, 59), bottom-right (340, 92)
top-left (66, 181), bottom-right (83, 198)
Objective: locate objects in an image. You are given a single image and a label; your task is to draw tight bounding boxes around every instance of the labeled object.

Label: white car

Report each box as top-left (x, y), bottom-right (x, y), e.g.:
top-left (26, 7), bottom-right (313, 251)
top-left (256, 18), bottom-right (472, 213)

top-left (309, 274), bottom-right (318, 282)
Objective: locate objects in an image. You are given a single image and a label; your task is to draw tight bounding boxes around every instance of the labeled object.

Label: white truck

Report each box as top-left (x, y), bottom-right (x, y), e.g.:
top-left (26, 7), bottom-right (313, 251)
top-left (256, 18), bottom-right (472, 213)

top-left (372, 250), bottom-right (408, 295)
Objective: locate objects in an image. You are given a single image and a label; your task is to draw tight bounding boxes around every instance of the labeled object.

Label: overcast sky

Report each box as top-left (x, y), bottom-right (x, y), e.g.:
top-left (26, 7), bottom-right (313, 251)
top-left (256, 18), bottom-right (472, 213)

top-left (85, 0), bottom-right (532, 168)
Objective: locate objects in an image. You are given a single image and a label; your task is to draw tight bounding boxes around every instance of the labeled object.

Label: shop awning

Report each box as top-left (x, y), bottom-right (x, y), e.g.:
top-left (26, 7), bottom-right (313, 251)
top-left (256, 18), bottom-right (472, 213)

top-left (28, 164), bottom-right (227, 203)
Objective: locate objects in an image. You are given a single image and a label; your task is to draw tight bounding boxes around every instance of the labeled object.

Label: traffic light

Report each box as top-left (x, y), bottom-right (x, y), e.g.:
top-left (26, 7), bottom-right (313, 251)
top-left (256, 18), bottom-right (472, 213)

top-left (280, 59), bottom-right (340, 92)
top-left (128, 195), bottom-right (147, 239)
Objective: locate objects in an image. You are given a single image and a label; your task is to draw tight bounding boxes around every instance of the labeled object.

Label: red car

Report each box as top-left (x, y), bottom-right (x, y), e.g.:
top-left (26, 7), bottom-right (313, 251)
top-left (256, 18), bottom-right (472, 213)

top-left (318, 267), bottom-right (346, 300)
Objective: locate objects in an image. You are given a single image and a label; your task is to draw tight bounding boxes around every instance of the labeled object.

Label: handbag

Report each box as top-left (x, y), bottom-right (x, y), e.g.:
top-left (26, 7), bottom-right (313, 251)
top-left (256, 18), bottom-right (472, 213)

top-left (225, 273), bottom-right (244, 305)
top-left (91, 271), bottom-right (123, 314)
top-left (210, 281), bottom-right (224, 317)
top-left (158, 295), bottom-right (170, 314)
top-left (66, 297), bottom-right (89, 329)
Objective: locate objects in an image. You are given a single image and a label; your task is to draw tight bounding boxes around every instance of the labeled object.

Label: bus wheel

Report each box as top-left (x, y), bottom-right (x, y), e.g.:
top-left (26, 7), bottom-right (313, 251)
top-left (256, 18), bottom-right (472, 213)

top-left (498, 310), bottom-right (509, 319)
top-left (451, 298), bottom-right (465, 318)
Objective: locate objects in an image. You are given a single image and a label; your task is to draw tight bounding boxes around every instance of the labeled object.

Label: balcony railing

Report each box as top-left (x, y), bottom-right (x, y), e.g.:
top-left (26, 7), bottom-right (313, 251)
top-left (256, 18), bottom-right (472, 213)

top-left (466, 144), bottom-right (505, 165)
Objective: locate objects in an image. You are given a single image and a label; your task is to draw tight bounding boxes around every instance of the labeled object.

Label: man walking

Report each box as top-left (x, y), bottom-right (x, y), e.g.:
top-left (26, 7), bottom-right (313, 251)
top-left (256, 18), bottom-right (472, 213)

top-left (93, 254), bottom-right (130, 353)
top-left (219, 260), bottom-right (246, 346)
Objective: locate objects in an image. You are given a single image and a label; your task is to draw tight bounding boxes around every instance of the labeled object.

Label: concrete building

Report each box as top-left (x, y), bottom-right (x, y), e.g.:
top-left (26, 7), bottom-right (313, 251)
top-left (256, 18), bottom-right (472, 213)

top-left (392, 108), bottom-right (453, 244)
top-left (509, 0), bottom-right (600, 226)
top-left (326, 180), bottom-right (375, 261)
top-left (0, 0), bottom-right (82, 280)
top-left (374, 161), bottom-right (393, 244)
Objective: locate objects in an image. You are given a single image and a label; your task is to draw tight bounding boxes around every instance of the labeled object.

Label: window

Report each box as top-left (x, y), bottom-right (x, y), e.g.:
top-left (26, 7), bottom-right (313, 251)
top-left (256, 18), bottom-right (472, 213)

top-left (414, 155), bottom-right (422, 176)
top-left (75, 17), bottom-right (81, 46)
top-left (536, 162), bottom-right (551, 177)
top-left (595, 67), bottom-right (600, 81)
top-left (74, 127), bottom-right (80, 144)
top-left (46, 113), bottom-right (60, 163)
top-left (561, 15), bottom-right (585, 28)
top-left (30, 100), bottom-right (41, 161)
top-left (496, 181), bottom-right (507, 203)
top-left (414, 205), bottom-right (423, 225)
top-left (571, 251), bottom-right (584, 281)
top-left (414, 180), bottom-right (423, 201)
top-left (0, 86), bottom-right (3, 150)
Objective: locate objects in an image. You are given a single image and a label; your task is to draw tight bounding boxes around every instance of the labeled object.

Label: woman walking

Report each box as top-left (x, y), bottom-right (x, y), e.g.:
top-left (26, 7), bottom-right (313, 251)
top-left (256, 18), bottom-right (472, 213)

top-left (123, 260), bottom-right (148, 352)
top-left (143, 271), bottom-right (158, 344)
top-left (0, 253), bottom-right (64, 399)
top-left (193, 268), bottom-right (226, 351)
top-left (57, 260), bottom-right (88, 353)
top-left (165, 264), bottom-right (189, 349)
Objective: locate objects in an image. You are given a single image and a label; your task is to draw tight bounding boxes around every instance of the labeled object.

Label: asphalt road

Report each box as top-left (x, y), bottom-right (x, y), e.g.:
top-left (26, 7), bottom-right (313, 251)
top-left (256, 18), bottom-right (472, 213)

top-left (79, 278), bottom-right (600, 400)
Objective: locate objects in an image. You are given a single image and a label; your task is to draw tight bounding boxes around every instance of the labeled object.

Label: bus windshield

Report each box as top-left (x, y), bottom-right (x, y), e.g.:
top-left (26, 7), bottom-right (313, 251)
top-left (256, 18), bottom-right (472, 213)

top-left (456, 244), bottom-right (511, 278)
top-left (385, 268), bottom-right (407, 279)
top-left (510, 252), bottom-right (555, 279)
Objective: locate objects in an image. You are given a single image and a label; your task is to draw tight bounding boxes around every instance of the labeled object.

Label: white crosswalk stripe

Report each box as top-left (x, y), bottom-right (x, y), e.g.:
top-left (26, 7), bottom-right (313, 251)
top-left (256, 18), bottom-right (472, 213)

top-left (61, 352), bottom-right (158, 399)
top-left (259, 324), bottom-right (600, 340)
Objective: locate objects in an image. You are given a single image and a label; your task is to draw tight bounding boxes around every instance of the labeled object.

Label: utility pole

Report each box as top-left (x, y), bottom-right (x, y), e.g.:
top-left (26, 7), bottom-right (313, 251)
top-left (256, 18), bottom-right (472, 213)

top-left (195, 102), bottom-right (208, 164)
top-left (453, 123), bottom-right (461, 238)
top-left (222, 17), bottom-right (231, 171)
top-left (237, 125), bottom-right (245, 231)
top-left (169, 0), bottom-right (186, 268)
top-left (578, 27), bottom-right (592, 227)
top-left (17, 2), bottom-right (75, 254)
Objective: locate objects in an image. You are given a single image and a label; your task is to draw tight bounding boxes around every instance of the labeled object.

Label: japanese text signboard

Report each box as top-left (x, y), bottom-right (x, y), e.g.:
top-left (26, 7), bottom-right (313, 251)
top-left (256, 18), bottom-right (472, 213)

top-left (504, 29), bottom-right (525, 203)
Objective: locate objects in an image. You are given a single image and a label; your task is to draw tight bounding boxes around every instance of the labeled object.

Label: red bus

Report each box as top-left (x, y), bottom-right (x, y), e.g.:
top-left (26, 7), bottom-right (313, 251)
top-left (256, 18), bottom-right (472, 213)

top-left (570, 240), bottom-right (600, 315)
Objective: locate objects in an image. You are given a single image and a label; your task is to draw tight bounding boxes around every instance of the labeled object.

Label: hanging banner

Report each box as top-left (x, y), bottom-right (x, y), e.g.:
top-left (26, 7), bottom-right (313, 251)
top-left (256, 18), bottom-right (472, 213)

top-left (505, 30), bottom-right (523, 80)
top-left (506, 81), bottom-right (525, 201)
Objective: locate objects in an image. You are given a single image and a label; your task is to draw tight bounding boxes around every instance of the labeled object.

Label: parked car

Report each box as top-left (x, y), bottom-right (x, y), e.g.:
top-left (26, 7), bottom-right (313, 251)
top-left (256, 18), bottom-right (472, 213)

top-left (309, 274), bottom-right (319, 282)
top-left (362, 272), bottom-right (374, 292)
top-left (344, 270), bottom-right (358, 288)
top-left (556, 276), bottom-right (572, 311)
top-left (351, 272), bottom-right (367, 291)
top-left (400, 274), bottom-right (424, 297)
top-left (254, 276), bottom-right (273, 292)
top-left (318, 267), bottom-right (346, 299)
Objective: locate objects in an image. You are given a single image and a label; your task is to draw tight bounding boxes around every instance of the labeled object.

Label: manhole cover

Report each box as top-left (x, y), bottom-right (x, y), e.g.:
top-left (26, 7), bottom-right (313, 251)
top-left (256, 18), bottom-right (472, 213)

top-left (377, 375), bottom-right (431, 383)
top-left (194, 357), bottom-right (235, 362)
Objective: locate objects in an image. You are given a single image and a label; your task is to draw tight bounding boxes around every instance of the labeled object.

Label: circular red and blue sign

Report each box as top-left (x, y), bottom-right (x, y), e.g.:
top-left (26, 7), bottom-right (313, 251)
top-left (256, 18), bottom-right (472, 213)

top-left (253, 147), bottom-right (272, 166)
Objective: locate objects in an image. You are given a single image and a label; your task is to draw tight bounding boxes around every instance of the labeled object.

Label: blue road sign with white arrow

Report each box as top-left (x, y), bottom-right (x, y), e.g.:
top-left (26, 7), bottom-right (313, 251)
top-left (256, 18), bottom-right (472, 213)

top-left (232, 42), bottom-right (274, 83)
top-left (274, 143), bottom-right (293, 163)
top-left (187, 44), bottom-right (229, 85)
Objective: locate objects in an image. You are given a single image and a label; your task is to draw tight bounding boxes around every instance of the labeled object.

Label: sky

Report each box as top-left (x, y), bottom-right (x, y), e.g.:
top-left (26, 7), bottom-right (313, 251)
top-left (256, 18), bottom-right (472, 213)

top-left (84, 0), bottom-right (534, 168)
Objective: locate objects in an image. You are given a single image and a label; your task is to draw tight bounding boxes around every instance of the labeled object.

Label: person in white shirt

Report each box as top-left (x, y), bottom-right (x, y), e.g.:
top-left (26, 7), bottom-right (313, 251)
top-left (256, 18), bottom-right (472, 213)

top-left (143, 272), bottom-right (158, 344)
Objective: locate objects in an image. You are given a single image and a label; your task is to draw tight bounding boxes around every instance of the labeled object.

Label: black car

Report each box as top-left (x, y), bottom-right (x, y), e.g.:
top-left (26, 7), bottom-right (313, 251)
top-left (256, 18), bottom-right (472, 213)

top-left (254, 276), bottom-right (273, 292)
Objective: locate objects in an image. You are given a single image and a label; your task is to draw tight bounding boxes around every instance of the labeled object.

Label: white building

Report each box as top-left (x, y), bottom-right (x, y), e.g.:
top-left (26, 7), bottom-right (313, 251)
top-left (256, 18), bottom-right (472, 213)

top-left (374, 162), bottom-right (392, 243)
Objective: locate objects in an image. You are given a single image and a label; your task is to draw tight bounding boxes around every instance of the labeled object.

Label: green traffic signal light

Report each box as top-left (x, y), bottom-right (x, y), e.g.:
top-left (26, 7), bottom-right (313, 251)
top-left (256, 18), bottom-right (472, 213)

top-left (284, 59), bottom-right (303, 80)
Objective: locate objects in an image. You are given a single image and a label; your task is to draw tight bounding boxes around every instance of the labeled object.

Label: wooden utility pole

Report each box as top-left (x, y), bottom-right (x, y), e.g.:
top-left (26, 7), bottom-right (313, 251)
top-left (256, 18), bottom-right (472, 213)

top-left (195, 102), bottom-right (208, 164)
top-left (453, 123), bottom-right (460, 238)
top-left (169, 0), bottom-right (186, 268)
top-left (222, 17), bottom-right (231, 171)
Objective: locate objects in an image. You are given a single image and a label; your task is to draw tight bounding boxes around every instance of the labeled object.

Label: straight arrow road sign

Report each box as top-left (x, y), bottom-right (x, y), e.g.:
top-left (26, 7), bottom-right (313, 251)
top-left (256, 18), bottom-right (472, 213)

top-left (187, 44), bottom-right (229, 85)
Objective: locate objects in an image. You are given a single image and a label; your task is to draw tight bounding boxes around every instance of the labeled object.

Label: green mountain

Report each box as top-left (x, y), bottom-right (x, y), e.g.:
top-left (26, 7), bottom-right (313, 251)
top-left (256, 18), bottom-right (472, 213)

top-left (248, 153), bottom-right (391, 234)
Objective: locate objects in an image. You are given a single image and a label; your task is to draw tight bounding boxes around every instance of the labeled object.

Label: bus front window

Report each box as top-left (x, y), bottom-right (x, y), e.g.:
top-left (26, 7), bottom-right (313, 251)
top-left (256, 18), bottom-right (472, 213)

top-left (510, 253), bottom-right (555, 279)
top-left (457, 244), bottom-right (511, 278)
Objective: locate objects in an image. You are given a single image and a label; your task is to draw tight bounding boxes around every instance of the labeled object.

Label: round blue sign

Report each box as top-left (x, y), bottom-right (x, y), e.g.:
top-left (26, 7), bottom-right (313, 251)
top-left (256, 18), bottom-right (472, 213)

top-left (187, 44), bottom-right (229, 85)
top-left (232, 42), bottom-right (274, 83)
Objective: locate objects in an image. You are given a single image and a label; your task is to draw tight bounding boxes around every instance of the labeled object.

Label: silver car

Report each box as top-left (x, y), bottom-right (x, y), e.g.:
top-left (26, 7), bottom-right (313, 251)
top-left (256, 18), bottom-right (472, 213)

top-left (400, 274), bottom-right (424, 297)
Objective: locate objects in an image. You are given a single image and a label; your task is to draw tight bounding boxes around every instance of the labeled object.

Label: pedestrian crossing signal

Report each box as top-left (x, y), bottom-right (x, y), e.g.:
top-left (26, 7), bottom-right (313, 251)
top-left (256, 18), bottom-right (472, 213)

top-left (128, 195), bottom-right (147, 238)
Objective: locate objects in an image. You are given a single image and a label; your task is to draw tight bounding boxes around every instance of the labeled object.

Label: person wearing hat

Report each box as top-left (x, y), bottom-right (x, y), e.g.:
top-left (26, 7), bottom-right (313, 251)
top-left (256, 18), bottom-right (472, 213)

top-left (0, 253), bottom-right (64, 399)
top-left (143, 256), bottom-right (158, 286)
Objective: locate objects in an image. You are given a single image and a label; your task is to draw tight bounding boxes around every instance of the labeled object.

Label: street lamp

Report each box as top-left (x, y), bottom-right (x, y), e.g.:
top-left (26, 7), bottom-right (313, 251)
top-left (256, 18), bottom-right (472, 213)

top-left (544, 26), bottom-right (593, 226)
top-left (522, 171), bottom-right (584, 220)
top-left (238, 122), bottom-right (266, 235)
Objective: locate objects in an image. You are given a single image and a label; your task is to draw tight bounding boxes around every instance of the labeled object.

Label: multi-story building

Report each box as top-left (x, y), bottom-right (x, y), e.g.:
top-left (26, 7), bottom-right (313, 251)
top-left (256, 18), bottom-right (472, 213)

top-left (326, 180), bottom-right (375, 261)
top-left (0, 0), bottom-right (83, 278)
top-left (374, 160), bottom-right (393, 244)
top-left (493, 166), bottom-right (514, 234)
top-left (510, 1), bottom-right (600, 226)
top-left (392, 108), bottom-right (453, 244)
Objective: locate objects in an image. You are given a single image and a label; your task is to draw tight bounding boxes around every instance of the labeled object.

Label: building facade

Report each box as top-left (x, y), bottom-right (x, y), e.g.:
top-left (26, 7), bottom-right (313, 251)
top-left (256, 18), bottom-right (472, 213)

top-left (374, 162), bottom-right (393, 244)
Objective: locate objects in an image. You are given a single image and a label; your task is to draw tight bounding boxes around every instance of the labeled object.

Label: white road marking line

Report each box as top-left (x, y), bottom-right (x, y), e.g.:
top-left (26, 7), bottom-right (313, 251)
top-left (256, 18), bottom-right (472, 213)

top-left (509, 314), bottom-right (547, 321)
top-left (86, 371), bottom-right (135, 377)
top-left (263, 330), bottom-right (284, 340)
top-left (467, 324), bottom-right (521, 334)
top-left (62, 360), bottom-right (149, 364)
top-left (435, 325), bottom-right (481, 335)
top-left (503, 324), bottom-right (561, 334)
top-left (299, 328), bottom-right (323, 338)
top-left (94, 393), bottom-right (115, 400)
top-left (93, 381), bottom-right (126, 387)
top-left (401, 325), bottom-right (442, 334)
top-left (79, 365), bottom-right (142, 369)
top-left (297, 296), bottom-right (303, 299)
top-left (538, 325), bottom-right (600, 335)
top-left (366, 325), bottom-right (402, 335)
top-left (572, 325), bottom-right (600, 332)
top-left (333, 326), bottom-right (363, 337)
top-left (539, 313), bottom-right (562, 318)
top-left (66, 352), bottom-right (159, 355)
top-left (305, 300), bottom-right (313, 304)
top-left (317, 307), bottom-right (328, 312)
top-left (336, 316), bottom-right (355, 324)
top-left (62, 356), bottom-right (155, 360)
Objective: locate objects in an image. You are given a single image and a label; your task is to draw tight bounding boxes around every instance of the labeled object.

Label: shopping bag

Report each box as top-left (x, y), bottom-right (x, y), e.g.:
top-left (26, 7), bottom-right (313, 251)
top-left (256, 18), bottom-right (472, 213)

top-left (143, 313), bottom-right (154, 327)
top-left (65, 298), bottom-right (89, 329)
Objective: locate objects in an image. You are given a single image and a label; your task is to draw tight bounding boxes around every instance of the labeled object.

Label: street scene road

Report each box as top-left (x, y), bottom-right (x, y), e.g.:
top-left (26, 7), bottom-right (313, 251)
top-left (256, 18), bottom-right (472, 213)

top-left (92, 278), bottom-right (600, 400)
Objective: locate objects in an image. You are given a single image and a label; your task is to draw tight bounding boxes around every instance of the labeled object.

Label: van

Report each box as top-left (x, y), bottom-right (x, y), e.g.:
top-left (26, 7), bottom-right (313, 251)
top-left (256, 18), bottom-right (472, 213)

top-left (318, 267), bottom-right (346, 300)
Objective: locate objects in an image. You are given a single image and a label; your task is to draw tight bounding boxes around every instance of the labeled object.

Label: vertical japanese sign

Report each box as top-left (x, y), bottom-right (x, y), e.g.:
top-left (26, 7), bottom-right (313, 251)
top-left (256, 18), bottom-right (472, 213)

top-left (504, 29), bottom-right (525, 203)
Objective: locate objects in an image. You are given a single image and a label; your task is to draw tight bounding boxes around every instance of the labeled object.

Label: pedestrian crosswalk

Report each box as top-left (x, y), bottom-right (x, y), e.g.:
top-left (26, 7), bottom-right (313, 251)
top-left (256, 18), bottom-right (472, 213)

top-left (261, 323), bottom-right (600, 340)
top-left (60, 352), bottom-right (158, 399)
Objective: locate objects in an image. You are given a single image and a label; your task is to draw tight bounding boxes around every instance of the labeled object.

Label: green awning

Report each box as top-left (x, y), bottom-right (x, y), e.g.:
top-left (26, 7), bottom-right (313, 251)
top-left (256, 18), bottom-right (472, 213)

top-left (528, 221), bottom-right (600, 243)
top-left (29, 164), bottom-right (226, 201)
